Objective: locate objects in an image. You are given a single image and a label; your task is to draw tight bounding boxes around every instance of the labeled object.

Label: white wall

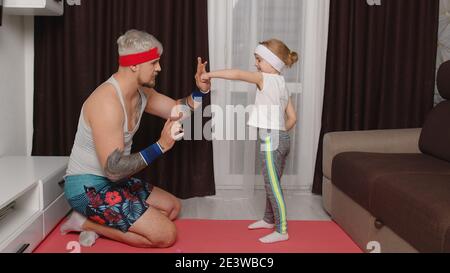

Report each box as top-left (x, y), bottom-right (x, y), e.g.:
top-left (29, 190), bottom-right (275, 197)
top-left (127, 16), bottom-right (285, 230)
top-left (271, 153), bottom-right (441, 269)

top-left (0, 14), bottom-right (34, 157)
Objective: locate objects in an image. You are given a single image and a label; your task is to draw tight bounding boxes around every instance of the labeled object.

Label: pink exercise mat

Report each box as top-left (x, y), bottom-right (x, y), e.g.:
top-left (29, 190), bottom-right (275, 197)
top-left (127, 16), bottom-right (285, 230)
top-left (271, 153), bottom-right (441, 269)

top-left (34, 219), bottom-right (362, 253)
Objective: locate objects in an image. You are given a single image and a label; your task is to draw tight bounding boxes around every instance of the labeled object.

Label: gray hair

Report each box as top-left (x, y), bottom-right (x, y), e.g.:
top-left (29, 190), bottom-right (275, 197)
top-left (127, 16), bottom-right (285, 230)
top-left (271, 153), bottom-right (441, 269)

top-left (117, 29), bottom-right (163, 56)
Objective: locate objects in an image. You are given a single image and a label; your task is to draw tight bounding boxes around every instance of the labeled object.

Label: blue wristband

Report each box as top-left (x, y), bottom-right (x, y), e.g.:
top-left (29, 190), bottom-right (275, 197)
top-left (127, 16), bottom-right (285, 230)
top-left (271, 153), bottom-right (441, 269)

top-left (192, 89), bottom-right (210, 102)
top-left (139, 143), bottom-right (164, 166)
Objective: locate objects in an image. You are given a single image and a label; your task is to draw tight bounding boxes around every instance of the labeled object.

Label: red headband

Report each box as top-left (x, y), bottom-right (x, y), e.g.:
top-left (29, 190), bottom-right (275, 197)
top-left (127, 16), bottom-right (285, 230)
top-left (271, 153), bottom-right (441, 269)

top-left (119, 47), bottom-right (160, 67)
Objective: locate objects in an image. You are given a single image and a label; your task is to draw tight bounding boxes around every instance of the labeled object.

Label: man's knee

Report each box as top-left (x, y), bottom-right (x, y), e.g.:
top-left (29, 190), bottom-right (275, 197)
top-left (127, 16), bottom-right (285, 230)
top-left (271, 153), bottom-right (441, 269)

top-left (152, 221), bottom-right (177, 248)
top-left (170, 199), bottom-right (181, 220)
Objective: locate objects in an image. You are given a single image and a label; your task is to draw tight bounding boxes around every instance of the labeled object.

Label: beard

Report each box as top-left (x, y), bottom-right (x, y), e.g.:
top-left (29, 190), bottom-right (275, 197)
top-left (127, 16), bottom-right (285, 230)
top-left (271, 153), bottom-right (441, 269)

top-left (142, 81), bottom-right (156, 88)
top-left (140, 77), bottom-right (156, 89)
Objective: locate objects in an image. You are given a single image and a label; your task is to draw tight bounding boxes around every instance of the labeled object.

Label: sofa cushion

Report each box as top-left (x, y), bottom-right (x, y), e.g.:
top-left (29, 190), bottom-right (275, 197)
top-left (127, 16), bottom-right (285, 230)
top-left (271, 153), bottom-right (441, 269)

top-left (371, 174), bottom-right (450, 253)
top-left (332, 152), bottom-right (450, 211)
top-left (419, 101), bottom-right (450, 163)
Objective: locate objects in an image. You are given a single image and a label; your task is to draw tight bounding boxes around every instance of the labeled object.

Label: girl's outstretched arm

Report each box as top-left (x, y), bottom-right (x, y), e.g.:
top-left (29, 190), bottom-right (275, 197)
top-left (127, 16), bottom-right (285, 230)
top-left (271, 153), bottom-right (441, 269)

top-left (202, 69), bottom-right (263, 89)
top-left (285, 98), bottom-right (297, 131)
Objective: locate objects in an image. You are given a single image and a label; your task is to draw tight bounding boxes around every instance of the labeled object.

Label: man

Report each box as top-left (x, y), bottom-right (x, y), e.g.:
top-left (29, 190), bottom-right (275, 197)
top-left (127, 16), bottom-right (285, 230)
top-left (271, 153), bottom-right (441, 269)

top-left (60, 29), bottom-right (211, 248)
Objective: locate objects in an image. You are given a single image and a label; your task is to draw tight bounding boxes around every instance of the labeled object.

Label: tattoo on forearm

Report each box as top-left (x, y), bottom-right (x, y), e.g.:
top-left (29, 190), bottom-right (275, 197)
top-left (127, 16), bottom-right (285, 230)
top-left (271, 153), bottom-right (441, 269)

top-left (104, 149), bottom-right (147, 182)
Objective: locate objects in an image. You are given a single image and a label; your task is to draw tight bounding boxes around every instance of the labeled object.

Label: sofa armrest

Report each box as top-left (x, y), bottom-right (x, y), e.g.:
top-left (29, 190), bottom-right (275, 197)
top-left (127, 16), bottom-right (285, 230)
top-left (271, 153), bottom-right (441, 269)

top-left (322, 128), bottom-right (422, 179)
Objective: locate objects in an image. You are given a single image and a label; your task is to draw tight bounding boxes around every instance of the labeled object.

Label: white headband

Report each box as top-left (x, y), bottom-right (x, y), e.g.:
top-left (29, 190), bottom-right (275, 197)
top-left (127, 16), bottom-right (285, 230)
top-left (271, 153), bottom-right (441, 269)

top-left (255, 45), bottom-right (285, 73)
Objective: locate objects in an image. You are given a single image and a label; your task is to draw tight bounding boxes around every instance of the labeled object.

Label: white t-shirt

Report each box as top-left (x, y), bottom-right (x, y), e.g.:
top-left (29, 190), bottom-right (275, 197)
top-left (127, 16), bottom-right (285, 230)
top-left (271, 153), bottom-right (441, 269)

top-left (248, 73), bottom-right (290, 131)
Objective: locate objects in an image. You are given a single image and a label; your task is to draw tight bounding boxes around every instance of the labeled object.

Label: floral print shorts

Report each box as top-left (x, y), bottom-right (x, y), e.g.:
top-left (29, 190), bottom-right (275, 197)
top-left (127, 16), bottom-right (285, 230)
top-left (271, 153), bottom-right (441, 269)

top-left (65, 174), bottom-right (153, 233)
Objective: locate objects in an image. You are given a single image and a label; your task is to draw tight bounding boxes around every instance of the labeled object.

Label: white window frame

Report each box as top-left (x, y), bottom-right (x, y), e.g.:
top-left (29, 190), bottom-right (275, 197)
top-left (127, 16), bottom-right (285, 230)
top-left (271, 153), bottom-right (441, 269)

top-left (209, 0), bottom-right (329, 193)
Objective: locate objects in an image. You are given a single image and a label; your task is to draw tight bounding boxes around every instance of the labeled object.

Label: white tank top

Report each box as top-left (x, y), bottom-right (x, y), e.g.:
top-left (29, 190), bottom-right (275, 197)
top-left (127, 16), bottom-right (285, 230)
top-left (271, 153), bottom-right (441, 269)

top-left (247, 73), bottom-right (290, 131)
top-left (66, 76), bottom-right (148, 177)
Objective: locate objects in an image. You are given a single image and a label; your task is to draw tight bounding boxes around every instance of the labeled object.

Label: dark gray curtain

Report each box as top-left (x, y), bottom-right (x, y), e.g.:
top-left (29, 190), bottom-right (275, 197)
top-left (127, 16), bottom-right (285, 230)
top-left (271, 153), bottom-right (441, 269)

top-left (0, 1), bottom-right (3, 26)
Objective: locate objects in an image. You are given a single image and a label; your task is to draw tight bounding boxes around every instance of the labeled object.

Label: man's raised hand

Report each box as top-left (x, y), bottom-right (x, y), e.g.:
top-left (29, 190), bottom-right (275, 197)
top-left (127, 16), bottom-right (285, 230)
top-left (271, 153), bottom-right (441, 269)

top-left (195, 57), bottom-right (211, 92)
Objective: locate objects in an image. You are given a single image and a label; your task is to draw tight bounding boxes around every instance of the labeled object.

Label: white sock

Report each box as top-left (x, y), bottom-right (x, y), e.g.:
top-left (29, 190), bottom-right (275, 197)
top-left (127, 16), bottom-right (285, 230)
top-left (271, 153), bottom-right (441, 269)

top-left (79, 231), bottom-right (100, 247)
top-left (259, 231), bottom-right (289, 244)
top-left (248, 220), bottom-right (275, 230)
top-left (60, 211), bottom-right (87, 235)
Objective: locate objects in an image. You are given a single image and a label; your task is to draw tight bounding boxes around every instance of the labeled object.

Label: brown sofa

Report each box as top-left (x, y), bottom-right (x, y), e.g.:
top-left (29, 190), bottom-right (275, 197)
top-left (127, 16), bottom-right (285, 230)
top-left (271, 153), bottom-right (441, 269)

top-left (322, 61), bottom-right (450, 253)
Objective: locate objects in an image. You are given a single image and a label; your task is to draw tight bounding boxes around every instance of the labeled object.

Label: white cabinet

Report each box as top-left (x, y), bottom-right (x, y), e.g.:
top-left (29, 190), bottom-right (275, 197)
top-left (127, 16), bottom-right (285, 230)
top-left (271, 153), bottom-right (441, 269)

top-left (0, 156), bottom-right (70, 253)
top-left (3, 0), bottom-right (64, 16)
top-left (0, 183), bottom-right (41, 253)
top-left (2, 212), bottom-right (43, 253)
top-left (43, 192), bottom-right (71, 237)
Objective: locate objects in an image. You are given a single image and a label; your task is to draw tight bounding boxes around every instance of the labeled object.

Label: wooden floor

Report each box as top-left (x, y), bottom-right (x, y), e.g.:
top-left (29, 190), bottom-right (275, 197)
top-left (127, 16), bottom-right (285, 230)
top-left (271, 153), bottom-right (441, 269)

top-left (179, 189), bottom-right (331, 221)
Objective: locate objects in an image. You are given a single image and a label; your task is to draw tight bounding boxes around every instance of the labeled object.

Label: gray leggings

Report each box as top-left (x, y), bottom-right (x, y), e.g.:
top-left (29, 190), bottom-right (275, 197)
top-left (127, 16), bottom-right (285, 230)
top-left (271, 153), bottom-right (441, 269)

top-left (257, 129), bottom-right (290, 234)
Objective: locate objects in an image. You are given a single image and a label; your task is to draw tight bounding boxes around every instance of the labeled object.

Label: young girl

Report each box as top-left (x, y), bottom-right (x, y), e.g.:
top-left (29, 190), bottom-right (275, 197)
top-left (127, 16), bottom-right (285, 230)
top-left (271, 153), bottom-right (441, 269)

top-left (201, 39), bottom-right (298, 243)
